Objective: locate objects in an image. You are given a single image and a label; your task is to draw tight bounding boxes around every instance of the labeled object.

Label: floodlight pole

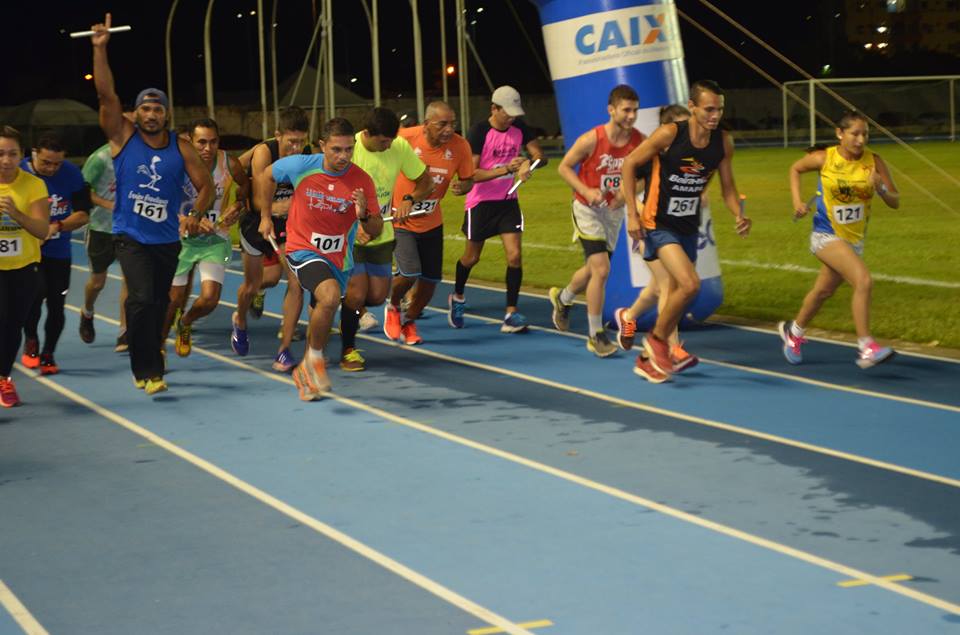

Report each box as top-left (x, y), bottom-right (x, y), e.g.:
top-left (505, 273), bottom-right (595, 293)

top-left (359, 0), bottom-right (381, 106)
top-left (204, 0), bottom-right (216, 119)
top-left (325, 0), bottom-right (335, 119)
top-left (465, 32), bottom-right (494, 93)
top-left (165, 0), bottom-right (181, 129)
top-left (290, 14), bottom-right (323, 107)
top-left (950, 78), bottom-right (956, 142)
top-left (411, 0), bottom-right (424, 120)
top-left (257, 0), bottom-right (269, 139)
top-left (271, 0), bottom-right (279, 129)
top-left (440, 0), bottom-right (447, 103)
top-left (456, 0), bottom-right (469, 130)
top-left (808, 79), bottom-right (816, 147)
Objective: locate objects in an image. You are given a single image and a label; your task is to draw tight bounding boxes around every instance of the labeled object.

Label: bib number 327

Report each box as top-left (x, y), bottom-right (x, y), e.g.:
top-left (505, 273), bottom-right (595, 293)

top-left (132, 200), bottom-right (169, 223)
top-left (311, 232), bottom-right (344, 254)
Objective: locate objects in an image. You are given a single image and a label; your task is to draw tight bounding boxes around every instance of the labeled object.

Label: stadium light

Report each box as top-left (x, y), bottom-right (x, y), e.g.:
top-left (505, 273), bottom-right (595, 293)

top-left (350, 77), bottom-right (358, 83)
top-left (84, 73), bottom-right (93, 80)
top-left (877, 42), bottom-right (889, 49)
top-left (864, 43), bottom-right (873, 49)
top-left (446, 64), bottom-right (455, 75)
top-left (877, 26), bottom-right (888, 33)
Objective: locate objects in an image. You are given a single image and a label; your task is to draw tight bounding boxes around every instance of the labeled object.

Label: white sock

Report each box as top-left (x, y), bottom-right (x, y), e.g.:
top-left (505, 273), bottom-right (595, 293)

top-left (82, 308), bottom-right (94, 318)
top-left (308, 346), bottom-right (323, 360)
top-left (504, 312), bottom-right (514, 320)
top-left (857, 337), bottom-right (874, 350)
top-left (560, 287), bottom-right (576, 305)
top-left (588, 314), bottom-right (603, 335)
top-left (790, 322), bottom-right (805, 338)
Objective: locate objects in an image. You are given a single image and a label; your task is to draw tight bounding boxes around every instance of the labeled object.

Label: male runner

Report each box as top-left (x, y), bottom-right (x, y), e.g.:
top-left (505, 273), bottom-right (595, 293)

top-left (621, 80), bottom-right (752, 382)
top-left (163, 118), bottom-right (248, 357)
top-left (550, 84), bottom-right (644, 357)
top-left (20, 133), bottom-right (90, 374)
top-left (91, 13), bottom-right (214, 395)
top-left (449, 85), bottom-right (544, 332)
top-left (384, 101), bottom-right (474, 345)
top-left (257, 118), bottom-right (380, 400)
top-left (340, 107), bottom-right (432, 371)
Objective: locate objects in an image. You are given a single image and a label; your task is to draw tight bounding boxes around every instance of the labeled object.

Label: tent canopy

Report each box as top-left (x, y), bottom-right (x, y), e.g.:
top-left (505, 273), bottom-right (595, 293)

top-left (8, 99), bottom-right (100, 127)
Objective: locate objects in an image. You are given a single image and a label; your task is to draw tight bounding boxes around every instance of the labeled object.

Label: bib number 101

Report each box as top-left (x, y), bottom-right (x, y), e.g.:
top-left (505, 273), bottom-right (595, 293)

top-left (311, 233), bottom-right (344, 254)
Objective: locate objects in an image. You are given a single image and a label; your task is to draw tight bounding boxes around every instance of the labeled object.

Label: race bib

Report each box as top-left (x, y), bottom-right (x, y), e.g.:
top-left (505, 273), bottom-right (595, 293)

top-left (310, 232), bottom-right (345, 254)
top-left (600, 174), bottom-right (622, 192)
top-left (380, 203), bottom-right (390, 216)
top-left (132, 199), bottom-right (168, 223)
top-left (832, 203), bottom-right (864, 225)
top-left (49, 231), bottom-right (61, 240)
top-left (205, 209), bottom-right (220, 225)
top-left (667, 196), bottom-right (699, 217)
top-left (0, 237), bottom-right (23, 257)
top-left (411, 199), bottom-right (438, 214)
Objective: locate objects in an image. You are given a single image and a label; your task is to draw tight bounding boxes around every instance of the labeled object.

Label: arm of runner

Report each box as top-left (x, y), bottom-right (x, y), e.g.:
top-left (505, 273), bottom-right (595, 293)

top-left (90, 191), bottom-right (114, 210)
top-left (57, 183), bottom-right (92, 233)
top-left (622, 124), bottom-right (677, 241)
top-left (180, 137), bottom-right (215, 235)
top-left (0, 195), bottom-right (50, 240)
top-left (557, 130), bottom-right (601, 205)
top-left (250, 143), bottom-right (288, 215)
top-left (256, 163), bottom-right (278, 240)
top-left (788, 149), bottom-right (825, 219)
top-left (90, 13), bottom-right (130, 151)
top-left (871, 154), bottom-right (900, 210)
top-left (717, 132), bottom-right (751, 237)
top-left (354, 186), bottom-right (383, 239)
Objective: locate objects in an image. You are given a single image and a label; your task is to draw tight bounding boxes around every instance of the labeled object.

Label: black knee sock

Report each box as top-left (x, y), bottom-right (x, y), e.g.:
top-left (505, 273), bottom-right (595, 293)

top-left (340, 301), bottom-right (359, 354)
top-left (506, 266), bottom-right (522, 309)
top-left (454, 261), bottom-right (472, 297)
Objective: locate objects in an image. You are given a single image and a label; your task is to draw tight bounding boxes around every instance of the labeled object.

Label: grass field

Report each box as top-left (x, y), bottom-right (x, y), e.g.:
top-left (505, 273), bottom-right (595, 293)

top-left (437, 141), bottom-right (960, 349)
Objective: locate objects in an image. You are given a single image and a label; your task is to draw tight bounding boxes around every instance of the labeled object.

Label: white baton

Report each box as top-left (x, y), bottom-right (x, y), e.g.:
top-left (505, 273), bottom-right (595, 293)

top-left (70, 25), bottom-right (133, 38)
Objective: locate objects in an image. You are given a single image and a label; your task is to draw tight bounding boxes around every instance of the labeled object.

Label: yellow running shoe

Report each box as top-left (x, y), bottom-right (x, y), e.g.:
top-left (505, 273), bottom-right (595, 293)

top-left (175, 317), bottom-right (192, 357)
top-left (144, 377), bottom-right (168, 395)
top-left (339, 347), bottom-right (366, 372)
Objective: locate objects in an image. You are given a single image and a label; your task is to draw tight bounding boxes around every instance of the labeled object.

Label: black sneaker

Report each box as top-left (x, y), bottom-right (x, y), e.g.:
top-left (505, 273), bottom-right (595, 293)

top-left (114, 331), bottom-right (128, 353)
top-left (79, 313), bottom-right (96, 344)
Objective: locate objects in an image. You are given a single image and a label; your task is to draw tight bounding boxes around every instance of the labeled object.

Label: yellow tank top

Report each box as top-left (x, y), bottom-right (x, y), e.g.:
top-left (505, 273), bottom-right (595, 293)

top-left (813, 145), bottom-right (875, 243)
top-left (0, 169), bottom-right (48, 270)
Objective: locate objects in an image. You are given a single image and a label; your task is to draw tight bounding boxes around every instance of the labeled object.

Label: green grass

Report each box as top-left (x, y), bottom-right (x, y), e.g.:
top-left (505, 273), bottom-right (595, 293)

top-left (439, 142), bottom-right (960, 349)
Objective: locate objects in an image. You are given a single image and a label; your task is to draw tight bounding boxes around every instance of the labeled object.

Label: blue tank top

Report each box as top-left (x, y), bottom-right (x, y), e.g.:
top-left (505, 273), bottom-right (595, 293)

top-left (20, 158), bottom-right (86, 260)
top-left (113, 131), bottom-right (185, 244)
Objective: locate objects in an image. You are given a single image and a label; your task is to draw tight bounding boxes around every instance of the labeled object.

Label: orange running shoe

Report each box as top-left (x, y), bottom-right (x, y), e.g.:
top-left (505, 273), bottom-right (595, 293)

top-left (20, 338), bottom-right (40, 369)
top-left (400, 320), bottom-right (423, 345)
top-left (671, 342), bottom-right (699, 373)
top-left (383, 304), bottom-right (402, 341)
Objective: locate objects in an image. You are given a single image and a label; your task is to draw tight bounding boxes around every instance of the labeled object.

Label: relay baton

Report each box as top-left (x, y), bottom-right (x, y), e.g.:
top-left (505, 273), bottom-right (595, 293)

top-left (381, 209), bottom-right (431, 222)
top-left (506, 157), bottom-right (544, 196)
top-left (70, 25), bottom-right (132, 38)
top-left (794, 193), bottom-right (819, 222)
top-left (268, 235), bottom-right (280, 252)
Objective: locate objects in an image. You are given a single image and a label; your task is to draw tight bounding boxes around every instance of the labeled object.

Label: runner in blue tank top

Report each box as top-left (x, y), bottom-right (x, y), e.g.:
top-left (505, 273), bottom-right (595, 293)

top-left (90, 13), bottom-right (215, 395)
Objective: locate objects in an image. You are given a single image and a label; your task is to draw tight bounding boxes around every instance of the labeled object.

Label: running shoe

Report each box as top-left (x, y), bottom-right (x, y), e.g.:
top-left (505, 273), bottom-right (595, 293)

top-left (384, 304), bottom-right (402, 341)
top-left (400, 321), bottom-right (423, 345)
top-left (144, 377), bottom-right (168, 395)
top-left (272, 348), bottom-right (297, 373)
top-left (613, 308), bottom-right (636, 351)
top-left (39, 353), bottom-right (59, 376)
top-left (633, 354), bottom-right (670, 384)
top-left (358, 311), bottom-right (380, 332)
top-left (856, 342), bottom-right (895, 369)
top-left (114, 331), bottom-right (129, 353)
top-left (133, 377), bottom-right (146, 390)
top-left (340, 347), bottom-right (366, 372)
top-left (587, 331), bottom-right (617, 358)
top-left (250, 291), bottom-right (265, 319)
top-left (0, 377), bottom-right (21, 407)
top-left (447, 294), bottom-right (466, 329)
top-left (671, 342), bottom-right (699, 373)
top-left (79, 312), bottom-right (96, 344)
top-left (293, 356), bottom-right (330, 401)
top-left (501, 312), bottom-right (529, 334)
top-left (175, 316), bottom-right (192, 357)
top-left (778, 320), bottom-right (805, 365)
top-left (642, 332), bottom-right (673, 376)
top-left (20, 338), bottom-right (40, 369)
top-left (548, 287), bottom-right (572, 332)
top-left (231, 312), bottom-right (249, 356)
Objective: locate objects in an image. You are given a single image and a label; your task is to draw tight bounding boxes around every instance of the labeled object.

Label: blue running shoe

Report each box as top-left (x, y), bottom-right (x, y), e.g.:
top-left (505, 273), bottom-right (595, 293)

top-left (856, 342), bottom-right (895, 369)
top-left (447, 294), bottom-right (466, 329)
top-left (272, 348), bottom-right (297, 373)
top-left (231, 312), bottom-right (249, 356)
top-left (501, 312), bottom-right (529, 333)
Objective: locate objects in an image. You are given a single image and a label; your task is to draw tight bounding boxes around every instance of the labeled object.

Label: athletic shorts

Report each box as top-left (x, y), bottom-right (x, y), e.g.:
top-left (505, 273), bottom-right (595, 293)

top-left (239, 212), bottom-right (287, 257)
top-left (86, 229), bottom-right (117, 274)
top-left (172, 239), bottom-right (232, 286)
top-left (394, 226), bottom-right (443, 283)
top-left (810, 231), bottom-right (864, 257)
top-left (462, 199), bottom-right (523, 242)
top-left (643, 228), bottom-right (698, 263)
top-left (572, 200), bottom-right (623, 255)
top-left (351, 240), bottom-right (394, 279)
top-left (287, 250), bottom-right (346, 298)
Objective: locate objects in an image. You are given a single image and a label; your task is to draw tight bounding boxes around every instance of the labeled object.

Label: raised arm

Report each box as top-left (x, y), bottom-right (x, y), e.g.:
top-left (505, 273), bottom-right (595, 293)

top-left (91, 13), bottom-right (131, 150)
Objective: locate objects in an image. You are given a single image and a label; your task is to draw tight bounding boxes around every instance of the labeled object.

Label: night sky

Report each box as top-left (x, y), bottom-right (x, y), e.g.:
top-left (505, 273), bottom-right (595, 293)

top-left (5, 1), bottom-right (958, 108)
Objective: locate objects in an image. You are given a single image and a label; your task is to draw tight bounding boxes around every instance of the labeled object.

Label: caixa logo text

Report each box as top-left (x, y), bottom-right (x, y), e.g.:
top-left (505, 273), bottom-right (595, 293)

top-left (575, 14), bottom-right (666, 55)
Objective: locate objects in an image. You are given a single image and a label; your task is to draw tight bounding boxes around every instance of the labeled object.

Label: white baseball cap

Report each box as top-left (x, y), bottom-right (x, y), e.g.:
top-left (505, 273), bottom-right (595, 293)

top-left (492, 85), bottom-right (524, 117)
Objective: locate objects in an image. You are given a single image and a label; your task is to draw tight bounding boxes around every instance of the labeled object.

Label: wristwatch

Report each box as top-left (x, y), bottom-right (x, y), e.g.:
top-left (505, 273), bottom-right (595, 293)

top-left (188, 208), bottom-right (203, 219)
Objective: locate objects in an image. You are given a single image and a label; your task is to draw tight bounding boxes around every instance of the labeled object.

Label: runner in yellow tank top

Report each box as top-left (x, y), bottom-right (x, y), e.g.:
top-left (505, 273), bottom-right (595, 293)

top-left (779, 111), bottom-right (901, 369)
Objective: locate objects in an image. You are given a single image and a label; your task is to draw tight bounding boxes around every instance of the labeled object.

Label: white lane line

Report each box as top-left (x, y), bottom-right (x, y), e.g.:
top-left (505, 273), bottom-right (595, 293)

top-left (0, 580), bottom-right (49, 635)
top-left (40, 308), bottom-right (960, 618)
top-left (719, 258), bottom-right (960, 289)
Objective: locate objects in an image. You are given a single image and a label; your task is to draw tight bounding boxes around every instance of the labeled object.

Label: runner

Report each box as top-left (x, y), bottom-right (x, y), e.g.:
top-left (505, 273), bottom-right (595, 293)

top-left (549, 84), bottom-right (644, 357)
top-left (621, 80), bottom-right (752, 382)
top-left (233, 106), bottom-right (310, 369)
top-left (90, 13), bottom-right (214, 395)
top-left (384, 101), bottom-right (474, 345)
top-left (779, 111), bottom-right (900, 368)
top-left (80, 140), bottom-right (128, 351)
top-left (612, 104), bottom-right (702, 374)
top-left (340, 107), bottom-right (432, 371)
top-left (449, 85), bottom-right (545, 332)
top-left (0, 126), bottom-right (50, 407)
top-left (162, 118), bottom-right (248, 358)
top-left (257, 117), bottom-right (380, 400)
top-left (19, 133), bottom-right (91, 374)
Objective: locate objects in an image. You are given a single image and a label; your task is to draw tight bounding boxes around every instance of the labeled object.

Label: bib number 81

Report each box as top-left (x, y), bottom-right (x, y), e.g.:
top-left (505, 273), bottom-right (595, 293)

top-left (0, 237), bottom-right (22, 256)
